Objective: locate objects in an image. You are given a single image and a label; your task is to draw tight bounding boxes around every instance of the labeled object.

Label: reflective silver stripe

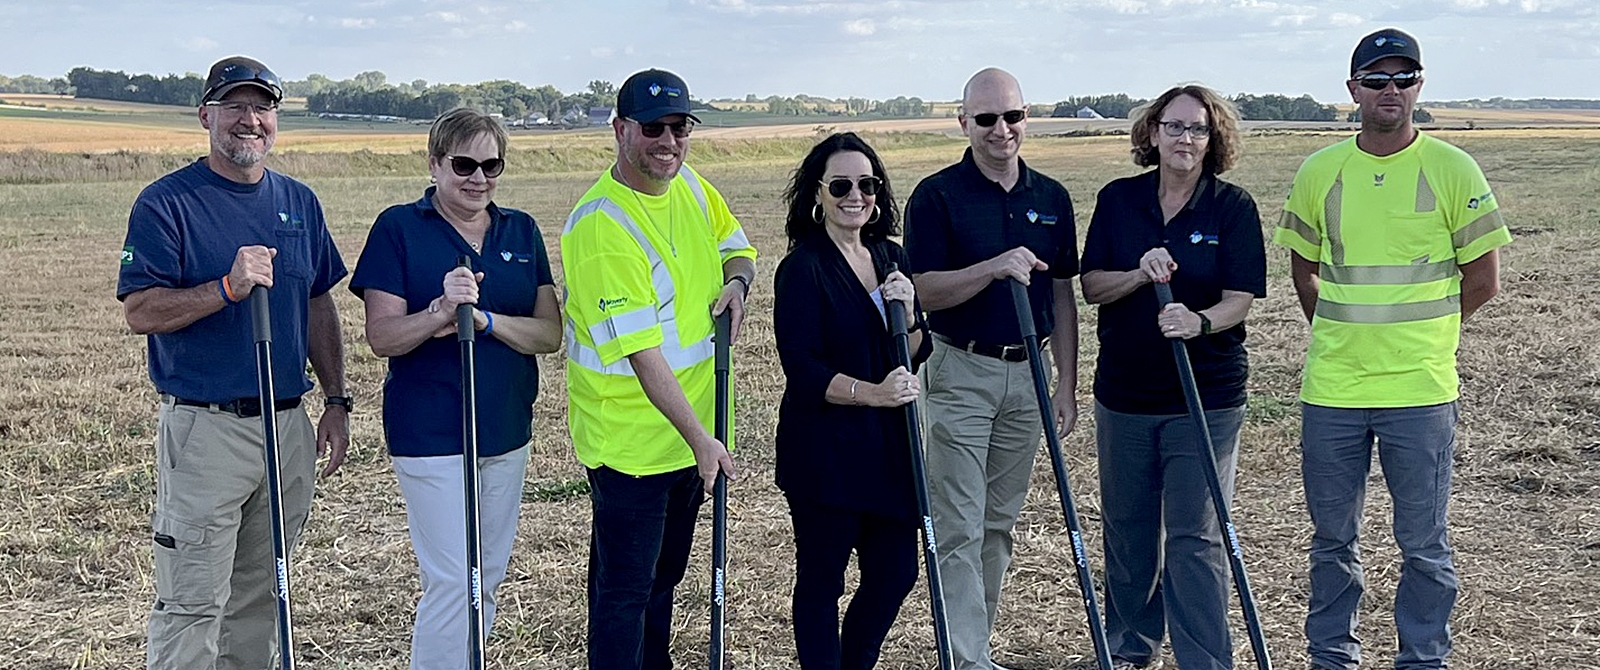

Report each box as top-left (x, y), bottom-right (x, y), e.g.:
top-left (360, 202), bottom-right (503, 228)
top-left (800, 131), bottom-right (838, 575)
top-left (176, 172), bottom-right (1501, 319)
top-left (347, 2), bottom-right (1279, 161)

top-left (1319, 260), bottom-right (1458, 285)
top-left (1452, 209), bottom-right (1507, 249)
top-left (718, 228), bottom-right (752, 258)
top-left (678, 164), bottom-right (710, 221)
top-left (1325, 174), bottom-right (1345, 265)
top-left (1279, 211), bottom-right (1319, 249)
top-left (1415, 169), bottom-right (1437, 213)
top-left (1316, 294), bottom-right (1460, 324)
top-left (564, 192), bottom-right (714, 376)
top-left (588, 305), bottom-right (658, 348)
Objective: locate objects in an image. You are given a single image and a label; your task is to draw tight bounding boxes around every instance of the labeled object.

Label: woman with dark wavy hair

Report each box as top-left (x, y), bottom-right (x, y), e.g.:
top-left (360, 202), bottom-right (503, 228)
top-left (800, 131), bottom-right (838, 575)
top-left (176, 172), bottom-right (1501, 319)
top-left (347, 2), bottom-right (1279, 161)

top-left (773, 132), bottom-right (932, 669)
top-left (1080, 84), bottom-right (1266, 670)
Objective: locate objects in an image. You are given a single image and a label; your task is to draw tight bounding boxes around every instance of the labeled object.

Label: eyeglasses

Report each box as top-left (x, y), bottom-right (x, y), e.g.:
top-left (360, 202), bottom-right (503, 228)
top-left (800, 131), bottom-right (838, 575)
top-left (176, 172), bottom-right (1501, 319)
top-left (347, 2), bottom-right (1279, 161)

top-left (1158, 120), bottom-right (1212, 139)
top-left (446, 155), bottom-right (506, 178)
top-left (821, 176), bottom-right (882, 198)
top-left (631, 118), bottom-right (695, 138)
top-left (970, 109), bottom-right (1027, 127)
top-left (204, 100), bottom-right (279, 116)
top-left (203, 62), bottom-right (283, 103)
top-left (1352, 71), bottom-right (1423, 91)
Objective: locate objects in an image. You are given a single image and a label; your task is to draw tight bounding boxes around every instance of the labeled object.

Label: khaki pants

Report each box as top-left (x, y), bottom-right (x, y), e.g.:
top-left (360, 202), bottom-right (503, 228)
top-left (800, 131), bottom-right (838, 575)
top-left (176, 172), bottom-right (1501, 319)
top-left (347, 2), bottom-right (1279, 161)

top-left (921, 342), bottom-right (1043, 670)
top-left (146, 398), bottom-right (316, 670)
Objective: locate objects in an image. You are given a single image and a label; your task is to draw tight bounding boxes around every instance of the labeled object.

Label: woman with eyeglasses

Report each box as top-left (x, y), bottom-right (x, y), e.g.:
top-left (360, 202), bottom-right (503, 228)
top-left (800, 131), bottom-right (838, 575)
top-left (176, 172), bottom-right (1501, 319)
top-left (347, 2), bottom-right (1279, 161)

top-left (772, 132), bottom-right (931, 670)
top-left (1078, 84), bottom-right (1267, 670)
top-left (349, 107), bottom-right (562, 670)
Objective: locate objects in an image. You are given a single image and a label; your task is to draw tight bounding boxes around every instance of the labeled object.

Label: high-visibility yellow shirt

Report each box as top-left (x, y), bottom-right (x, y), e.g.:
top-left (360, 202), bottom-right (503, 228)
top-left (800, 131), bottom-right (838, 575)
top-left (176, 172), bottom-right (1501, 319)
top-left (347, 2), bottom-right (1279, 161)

top-left (1273, 133), bottom-right (1511, 408)
top-left (561, 165), bottom-right (757, 475)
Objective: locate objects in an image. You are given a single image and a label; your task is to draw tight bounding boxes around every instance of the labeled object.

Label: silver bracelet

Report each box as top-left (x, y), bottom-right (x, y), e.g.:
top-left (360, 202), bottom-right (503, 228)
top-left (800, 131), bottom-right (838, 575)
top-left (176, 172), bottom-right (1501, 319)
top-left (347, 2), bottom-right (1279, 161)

top-left (850, 378), bottom-right (860, 404)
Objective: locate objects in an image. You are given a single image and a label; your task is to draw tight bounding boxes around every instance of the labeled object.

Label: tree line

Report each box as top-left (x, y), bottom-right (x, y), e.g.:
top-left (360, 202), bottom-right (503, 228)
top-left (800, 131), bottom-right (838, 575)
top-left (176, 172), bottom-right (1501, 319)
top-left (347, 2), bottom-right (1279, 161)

top-left (1044, 93), bottom-right (1341, 122)
top-left (0, 74), bottom-right (70, 94)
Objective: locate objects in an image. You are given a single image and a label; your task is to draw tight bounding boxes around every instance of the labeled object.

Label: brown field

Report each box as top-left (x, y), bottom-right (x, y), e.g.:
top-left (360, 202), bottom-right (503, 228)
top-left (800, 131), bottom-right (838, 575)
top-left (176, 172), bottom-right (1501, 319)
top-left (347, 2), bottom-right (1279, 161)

top-left (0, 127), bottom-right (1597, 669)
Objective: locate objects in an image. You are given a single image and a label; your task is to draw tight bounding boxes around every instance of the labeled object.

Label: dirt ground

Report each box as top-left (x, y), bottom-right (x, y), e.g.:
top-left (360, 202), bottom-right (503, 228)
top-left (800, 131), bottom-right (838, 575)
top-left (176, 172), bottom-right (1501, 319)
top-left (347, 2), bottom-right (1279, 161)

top-left (0, 130), bottom-right (1596, 669)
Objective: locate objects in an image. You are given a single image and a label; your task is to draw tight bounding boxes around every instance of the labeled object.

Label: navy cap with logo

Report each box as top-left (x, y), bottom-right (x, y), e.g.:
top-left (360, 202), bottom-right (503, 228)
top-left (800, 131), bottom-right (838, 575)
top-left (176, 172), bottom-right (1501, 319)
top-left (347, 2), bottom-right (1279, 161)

top-left (1351, 28), bottom-right (1423, 76)
top-left (202, 56), bottom-right (283, 104)
top-left (615, 69), bottom-right (700, 124)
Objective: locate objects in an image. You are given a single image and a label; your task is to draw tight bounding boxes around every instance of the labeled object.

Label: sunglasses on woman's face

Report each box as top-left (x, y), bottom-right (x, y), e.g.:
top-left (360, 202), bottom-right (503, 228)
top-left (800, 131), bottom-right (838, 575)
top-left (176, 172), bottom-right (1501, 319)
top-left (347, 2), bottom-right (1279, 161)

top-left (822, 176), bottom-right (882, 198)
top-left (634, 119), bottom-right (695, 139)
top-left (970, 109), bottom-right (1027, 127)
top-left (446, 155), bottom-right (505, 178)
top-left (1352, 71), bottom-right (1423, 90)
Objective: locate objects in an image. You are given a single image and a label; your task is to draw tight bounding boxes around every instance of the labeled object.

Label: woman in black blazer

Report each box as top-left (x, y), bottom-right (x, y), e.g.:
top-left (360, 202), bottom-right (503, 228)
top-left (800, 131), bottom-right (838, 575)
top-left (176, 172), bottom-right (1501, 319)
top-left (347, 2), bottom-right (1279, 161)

top-left (773, 132), bottom-right (933, 670)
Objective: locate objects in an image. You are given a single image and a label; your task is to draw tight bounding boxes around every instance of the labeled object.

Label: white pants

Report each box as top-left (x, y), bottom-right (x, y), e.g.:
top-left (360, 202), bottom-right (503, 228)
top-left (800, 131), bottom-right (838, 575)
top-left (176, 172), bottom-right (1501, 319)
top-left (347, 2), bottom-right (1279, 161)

top-left (392, 446), bottom-right (529, 670)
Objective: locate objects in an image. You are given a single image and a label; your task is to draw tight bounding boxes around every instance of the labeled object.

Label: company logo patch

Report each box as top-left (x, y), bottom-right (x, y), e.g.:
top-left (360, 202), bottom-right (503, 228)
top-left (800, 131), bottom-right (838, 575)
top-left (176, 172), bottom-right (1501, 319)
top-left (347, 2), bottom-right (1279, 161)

top-left (1025, 209), bottom-right (1057, 225)
top-left (501, 250), bottom-right (514, 262)
top-left (649, 83), bottom-right (662, 97)
top-left (1376, 36), bottom-right (1406, 48)
top-left (277, 212), bottom-right (304, 228)
top-left (598, 297), bottom-right (628, 312)
top-left (1467, 192), bottom-right (1494, 209)
top-left (120, 246), bottom-right (135, 265)
top-left (1374, 173), bottom-right (1386, 187)
top-left (1189, 231), bottom-right (1220, 245)
top-left (504, 251), bottom-right (533, 263)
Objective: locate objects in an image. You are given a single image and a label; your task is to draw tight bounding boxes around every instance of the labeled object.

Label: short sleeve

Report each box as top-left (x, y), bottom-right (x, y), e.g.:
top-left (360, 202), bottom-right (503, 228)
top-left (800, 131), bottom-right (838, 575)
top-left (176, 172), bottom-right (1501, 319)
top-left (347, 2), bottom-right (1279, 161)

top-left (700, 176), bottom-right (757, 264)
top-left (1050, 187), bottom-right (1079, 279)
top-left (563, 212), bottom-right (663, 365)
top-left (1272, 160), bottom-right (1324, 262)
top-left (1079, 185), bottom-right (1117, 274)
top-left (1445, 158), bottom-right (1511, 264)
top-left (904, 182), bottom-right (952, 274)
top-left (349, 207), bottom-right (407, 300)
top-left (117, 191), bottom-right (183, 300)
top-left (1221, 189), bottom-right (1268, 298)
top-left (306, 193), bottom-right (347, 297)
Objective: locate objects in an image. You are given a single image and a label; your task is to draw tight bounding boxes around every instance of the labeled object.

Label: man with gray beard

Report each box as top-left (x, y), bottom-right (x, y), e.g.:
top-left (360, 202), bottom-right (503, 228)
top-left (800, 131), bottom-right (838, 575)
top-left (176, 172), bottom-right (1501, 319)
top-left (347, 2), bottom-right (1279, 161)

top-left (118, 56), bottom-right (351, 670)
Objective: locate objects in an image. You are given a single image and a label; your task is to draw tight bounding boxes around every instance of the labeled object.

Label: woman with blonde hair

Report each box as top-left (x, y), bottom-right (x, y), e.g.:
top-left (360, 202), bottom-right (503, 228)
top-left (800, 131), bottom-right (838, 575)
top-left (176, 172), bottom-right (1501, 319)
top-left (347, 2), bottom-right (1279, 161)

top-left (1079, 85), bottom-right (1266, 670)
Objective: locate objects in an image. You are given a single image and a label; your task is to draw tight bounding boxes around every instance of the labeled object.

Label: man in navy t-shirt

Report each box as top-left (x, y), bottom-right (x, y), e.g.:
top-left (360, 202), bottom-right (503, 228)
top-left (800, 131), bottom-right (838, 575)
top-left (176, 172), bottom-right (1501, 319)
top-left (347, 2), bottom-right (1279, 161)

top-left (116, 56), bottom-right (350, 670)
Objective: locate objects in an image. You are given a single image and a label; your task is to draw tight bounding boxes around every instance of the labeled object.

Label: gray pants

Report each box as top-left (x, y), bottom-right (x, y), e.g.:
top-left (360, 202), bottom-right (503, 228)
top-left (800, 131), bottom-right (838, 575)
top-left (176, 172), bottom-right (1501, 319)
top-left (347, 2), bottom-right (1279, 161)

top-left (922, 342), bottom-right (1042, 670)
top-left (1301, 402), bottom-right (1460, 670)
top-left (1097, 402), bottom-right (1244, 670)
top-left (146, 398), bottom-right (316, 670)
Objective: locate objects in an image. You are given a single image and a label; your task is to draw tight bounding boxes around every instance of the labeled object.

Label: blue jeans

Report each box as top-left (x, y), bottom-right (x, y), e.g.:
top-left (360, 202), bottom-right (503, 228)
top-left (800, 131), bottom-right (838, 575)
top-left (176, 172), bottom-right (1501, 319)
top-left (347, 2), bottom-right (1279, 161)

top-left (1096, 402), bottom-right (1244, 670)
top-left (586, 466), bottom-right (704, 670)
top-left (1301, 403), bottom-right (1460, 670)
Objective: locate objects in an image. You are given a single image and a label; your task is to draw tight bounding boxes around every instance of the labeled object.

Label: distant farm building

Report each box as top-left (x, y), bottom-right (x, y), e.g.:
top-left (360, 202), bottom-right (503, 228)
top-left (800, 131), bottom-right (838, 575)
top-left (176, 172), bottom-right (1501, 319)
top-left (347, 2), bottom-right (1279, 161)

top-left (588, 107), bottom-right (614, 125)
top-left (1076, 106), bottom-right (1104, 119)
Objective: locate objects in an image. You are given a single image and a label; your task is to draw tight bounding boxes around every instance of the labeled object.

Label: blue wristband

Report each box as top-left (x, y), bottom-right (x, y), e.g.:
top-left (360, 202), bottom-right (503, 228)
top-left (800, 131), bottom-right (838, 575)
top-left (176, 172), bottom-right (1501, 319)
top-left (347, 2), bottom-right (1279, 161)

top-left (483, 311), bottom-right (494, 336)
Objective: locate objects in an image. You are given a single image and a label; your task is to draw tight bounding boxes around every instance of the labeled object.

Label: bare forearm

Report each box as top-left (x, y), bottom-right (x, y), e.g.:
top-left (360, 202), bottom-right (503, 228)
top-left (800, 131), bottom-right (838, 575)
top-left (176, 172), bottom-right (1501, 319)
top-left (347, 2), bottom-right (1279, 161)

top-left (123, 282), bottom-right (228, 334)
top-left (1199, 291), bottom-right (1254, 332)
top-left (629, 348), bottom-right (712, 445)
top-left (1080, 269), bottom-right (1148, 305)
top-left (366, 300), bottom-right (451, 358)
top-left (914, 265), bottom-right (995, 311)
top-left (1459, 251), bottom-right (1501, 321)
top-left (1050, 281), bottom-right (1078, 389)
top-left (307, 293), bottom-right (347, 397)
top-left (1289, 252), bottom-right (1320, 323)
top-left (484, 312), bottom-right (562, 355)
top-left (723, 256), bottom-right (756, 291)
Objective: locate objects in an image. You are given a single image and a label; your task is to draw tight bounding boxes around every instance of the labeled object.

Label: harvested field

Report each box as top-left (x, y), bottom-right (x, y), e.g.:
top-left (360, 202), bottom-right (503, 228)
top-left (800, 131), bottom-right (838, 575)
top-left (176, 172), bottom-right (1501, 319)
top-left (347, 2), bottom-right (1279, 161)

top-left (0, 129), bottom-right (1596, 669)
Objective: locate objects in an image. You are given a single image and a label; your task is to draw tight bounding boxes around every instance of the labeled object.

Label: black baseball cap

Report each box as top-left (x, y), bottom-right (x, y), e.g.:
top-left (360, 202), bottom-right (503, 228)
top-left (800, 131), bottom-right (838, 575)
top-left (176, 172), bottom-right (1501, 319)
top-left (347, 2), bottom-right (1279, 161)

top-left (202, 56), bottom-right (283, 104)
top-left (616, 69), bottom-right (700, 124)
top-left (1351, 28), bottom-right (1423, 76)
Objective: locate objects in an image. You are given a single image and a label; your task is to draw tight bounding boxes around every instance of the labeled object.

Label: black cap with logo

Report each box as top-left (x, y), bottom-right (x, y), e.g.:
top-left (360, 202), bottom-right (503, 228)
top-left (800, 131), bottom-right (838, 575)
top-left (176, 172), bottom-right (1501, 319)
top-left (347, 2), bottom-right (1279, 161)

top-left (202, 56), bottom-right (283, 104)
top-left (1351, 28), bottom-right (1423, 76)
top-left (615, 69), bottom-right (700, 124)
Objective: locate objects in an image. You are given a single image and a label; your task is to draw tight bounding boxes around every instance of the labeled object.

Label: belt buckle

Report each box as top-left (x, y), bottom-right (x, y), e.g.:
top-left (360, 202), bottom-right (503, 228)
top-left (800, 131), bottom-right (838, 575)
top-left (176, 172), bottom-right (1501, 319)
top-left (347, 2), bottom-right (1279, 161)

top-left (1001, 344), bottom-right (1025, 360)
top-left (230, 398), bottom-right (263, 418)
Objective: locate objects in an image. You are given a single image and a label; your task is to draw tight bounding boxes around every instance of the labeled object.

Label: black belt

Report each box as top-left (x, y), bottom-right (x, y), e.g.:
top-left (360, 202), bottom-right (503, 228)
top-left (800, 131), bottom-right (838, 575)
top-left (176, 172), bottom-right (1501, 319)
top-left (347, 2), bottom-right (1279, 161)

top-left (166, 394), bottom-right (302, 418)
top-left (934, 333), bottom-right (1030, 362)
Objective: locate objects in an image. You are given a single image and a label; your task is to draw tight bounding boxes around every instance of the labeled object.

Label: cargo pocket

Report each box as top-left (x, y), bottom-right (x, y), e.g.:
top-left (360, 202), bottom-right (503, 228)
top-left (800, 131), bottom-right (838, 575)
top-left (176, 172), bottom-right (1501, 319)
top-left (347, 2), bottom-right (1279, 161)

top-left (151, 513), bottom-right (222, 609)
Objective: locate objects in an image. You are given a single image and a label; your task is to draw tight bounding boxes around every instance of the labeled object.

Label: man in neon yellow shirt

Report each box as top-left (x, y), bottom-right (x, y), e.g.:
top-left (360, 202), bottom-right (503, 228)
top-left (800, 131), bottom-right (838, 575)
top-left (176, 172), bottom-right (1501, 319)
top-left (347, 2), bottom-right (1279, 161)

top-left (1273, 29), bottom-right (1510, 670)
top-left (561, 68), bottom-right (757, 670)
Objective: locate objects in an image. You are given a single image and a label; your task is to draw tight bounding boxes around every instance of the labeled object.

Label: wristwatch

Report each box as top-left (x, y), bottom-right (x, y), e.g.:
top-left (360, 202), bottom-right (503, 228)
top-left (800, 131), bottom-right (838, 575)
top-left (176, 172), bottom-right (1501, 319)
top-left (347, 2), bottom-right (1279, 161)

top-left (1198, 313), bottom-right (1213, 336)
top-left (324, 395), bottom-right (354, 412)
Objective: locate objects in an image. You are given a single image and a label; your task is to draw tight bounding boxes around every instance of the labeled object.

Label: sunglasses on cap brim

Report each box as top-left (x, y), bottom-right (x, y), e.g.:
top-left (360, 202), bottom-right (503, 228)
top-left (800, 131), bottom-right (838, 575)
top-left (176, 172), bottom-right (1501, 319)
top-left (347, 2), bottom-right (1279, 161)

top-left (821, 177), bottom-right (882, 198)
top-left (1352, 71), bottom-right (1423, 90)
top-left (970, 109), bottom-right (1027, 127)
top-left (445, 155), bottom-right (505, 178)
top-left (205, 63), bottom-right (283, 102)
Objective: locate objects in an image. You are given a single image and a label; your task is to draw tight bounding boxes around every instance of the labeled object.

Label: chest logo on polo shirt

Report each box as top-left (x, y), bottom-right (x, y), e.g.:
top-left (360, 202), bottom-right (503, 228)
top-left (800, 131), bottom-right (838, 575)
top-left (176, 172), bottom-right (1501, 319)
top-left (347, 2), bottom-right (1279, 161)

top-left (502, 251), bottom-right (534, 263)
top-left (501, 250), bottom-right (514, 262)
top-left (277, 211), bottom-right (304, 228)
top-left (1025, 209), bottom-right (1058, 225)
top-left (599, 297), bottom-right (628, 312)
top-left (1374, 173), bottom-right (1386, 187)
top-left (1189, 230), bottom-right (1219, 245)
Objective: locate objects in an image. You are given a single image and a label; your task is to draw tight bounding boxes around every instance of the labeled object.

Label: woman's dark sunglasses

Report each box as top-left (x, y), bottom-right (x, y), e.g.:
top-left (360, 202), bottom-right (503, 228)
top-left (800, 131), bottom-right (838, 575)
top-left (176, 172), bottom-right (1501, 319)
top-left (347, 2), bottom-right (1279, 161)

top-left (971, 109), bottom-right (1027, 127)
top-left (446, 155), bottom-right (505, 178)
top-left (634, 119), bottom-right (695, 138)
top-left (822, 176), bottom-right (882, 198)
top-left (1353, 71), bottom-right (1423, 90)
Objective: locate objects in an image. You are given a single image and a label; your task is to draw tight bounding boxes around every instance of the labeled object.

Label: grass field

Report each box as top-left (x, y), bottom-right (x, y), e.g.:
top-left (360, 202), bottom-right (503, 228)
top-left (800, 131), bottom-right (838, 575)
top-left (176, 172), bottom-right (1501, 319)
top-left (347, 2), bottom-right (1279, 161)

top-left (1, 126), bottom-right (1597, 669)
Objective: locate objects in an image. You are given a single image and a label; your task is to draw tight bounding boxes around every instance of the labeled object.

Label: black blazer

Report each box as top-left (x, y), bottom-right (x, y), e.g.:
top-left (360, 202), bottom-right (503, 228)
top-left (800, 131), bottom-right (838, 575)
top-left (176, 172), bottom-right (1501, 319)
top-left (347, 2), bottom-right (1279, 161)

top-left (773, 235), bottom-right (932, 520)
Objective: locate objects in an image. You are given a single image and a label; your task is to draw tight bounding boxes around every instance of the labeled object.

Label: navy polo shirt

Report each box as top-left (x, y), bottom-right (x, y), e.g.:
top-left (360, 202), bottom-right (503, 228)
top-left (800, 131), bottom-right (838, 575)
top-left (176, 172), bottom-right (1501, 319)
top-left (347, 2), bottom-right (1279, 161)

top-left (349, 188), bottom-right (554, 458)
top-left (905, 149), bottom-right (1078, 344)
top-left (1080, 170), bottom-right (1266, 415)
top-left (117, 160), bottom-right (347, 403)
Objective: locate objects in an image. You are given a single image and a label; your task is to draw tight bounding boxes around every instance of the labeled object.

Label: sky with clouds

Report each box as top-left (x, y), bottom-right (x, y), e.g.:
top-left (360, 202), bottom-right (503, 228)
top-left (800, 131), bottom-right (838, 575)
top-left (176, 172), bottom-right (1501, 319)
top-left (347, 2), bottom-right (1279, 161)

top-left (2, 0), bottom-right (1596, 104)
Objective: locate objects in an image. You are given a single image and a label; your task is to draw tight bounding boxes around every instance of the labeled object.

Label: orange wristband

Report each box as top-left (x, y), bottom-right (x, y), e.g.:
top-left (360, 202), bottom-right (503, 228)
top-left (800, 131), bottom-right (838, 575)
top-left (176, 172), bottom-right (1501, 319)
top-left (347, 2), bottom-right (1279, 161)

top-left (221, 276), bottom-right (242, 304)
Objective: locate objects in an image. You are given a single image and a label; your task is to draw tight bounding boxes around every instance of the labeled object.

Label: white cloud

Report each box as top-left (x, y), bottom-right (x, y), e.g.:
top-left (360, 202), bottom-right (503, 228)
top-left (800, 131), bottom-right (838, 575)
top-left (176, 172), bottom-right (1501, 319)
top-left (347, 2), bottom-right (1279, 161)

top-left (176, 36), bottom-right (218, 52)
top-left (591, 46), bottom-right (615, 58)
top-left (428, 11), bottom-right (466, 23)
top-left (842, 18), bottom-right (875, 35)
top-left (339, 17), bottom-right (377, 28)
top-left (1328, 12), bottom-right (1365, 26)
